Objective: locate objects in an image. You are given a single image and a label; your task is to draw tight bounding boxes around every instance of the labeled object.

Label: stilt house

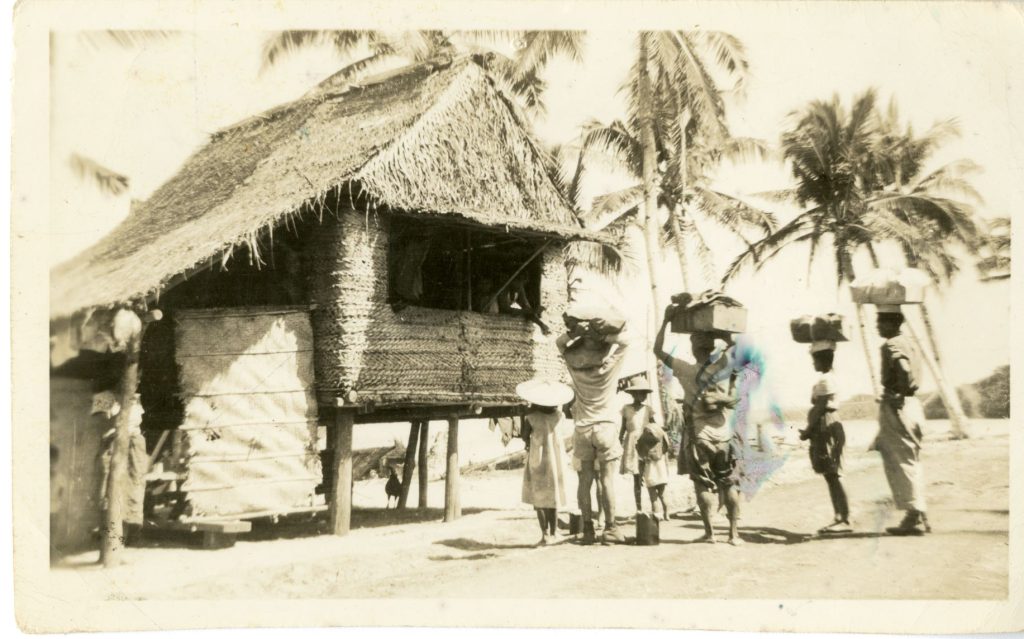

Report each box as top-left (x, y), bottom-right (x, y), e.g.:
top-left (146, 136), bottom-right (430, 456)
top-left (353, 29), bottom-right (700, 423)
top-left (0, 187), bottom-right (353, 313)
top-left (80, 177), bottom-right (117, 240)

top-left (49, 55), bottom-right (606, 550)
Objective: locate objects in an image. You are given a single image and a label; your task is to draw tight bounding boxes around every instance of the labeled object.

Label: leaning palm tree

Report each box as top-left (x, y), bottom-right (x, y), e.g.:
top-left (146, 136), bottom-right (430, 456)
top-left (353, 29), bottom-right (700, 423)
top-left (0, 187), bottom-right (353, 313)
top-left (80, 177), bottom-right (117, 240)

top-left (724, 90), bottom-right (986, 436)
top-left (866, 104), bottom-right (985, 436)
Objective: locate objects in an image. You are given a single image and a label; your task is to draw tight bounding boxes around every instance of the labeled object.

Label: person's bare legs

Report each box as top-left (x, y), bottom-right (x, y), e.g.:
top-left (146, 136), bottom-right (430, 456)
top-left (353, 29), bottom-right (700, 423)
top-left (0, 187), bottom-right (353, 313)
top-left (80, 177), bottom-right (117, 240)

top-left (633, 474), bottom-right (643, 512)
top-left (578, 466), bottom-right (595, 523)
top-left (695, 485), bottom-right (717, 543)
top-left (725, 485), bottom-right (743, 545)
top-left (655, 485), bottom-right (669, 521)
top-left (535, 508), bottom-right (548, 545)
top-left (599, 460), bottom-right (617, 531)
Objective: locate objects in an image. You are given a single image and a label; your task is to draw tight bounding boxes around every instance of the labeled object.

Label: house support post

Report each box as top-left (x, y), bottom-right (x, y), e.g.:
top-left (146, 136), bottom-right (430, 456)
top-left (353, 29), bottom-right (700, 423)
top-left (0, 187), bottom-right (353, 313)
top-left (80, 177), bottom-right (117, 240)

top-left (100, 309), bottom-right (160, 568)
top-left (444, 415), bottom-right (461, 522)
top-left (397, 421), bottom-right (420, 509)
top-left (329, 407), bottom-right (355, 536)
top-left (417, 421), bottom-right (430, 509)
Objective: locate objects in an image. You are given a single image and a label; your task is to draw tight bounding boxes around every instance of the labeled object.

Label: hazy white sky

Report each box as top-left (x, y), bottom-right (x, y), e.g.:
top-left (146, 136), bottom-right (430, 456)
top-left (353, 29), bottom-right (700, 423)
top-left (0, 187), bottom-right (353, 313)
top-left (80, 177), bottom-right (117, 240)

top-left (50, 3), bottom-right (1018, 408)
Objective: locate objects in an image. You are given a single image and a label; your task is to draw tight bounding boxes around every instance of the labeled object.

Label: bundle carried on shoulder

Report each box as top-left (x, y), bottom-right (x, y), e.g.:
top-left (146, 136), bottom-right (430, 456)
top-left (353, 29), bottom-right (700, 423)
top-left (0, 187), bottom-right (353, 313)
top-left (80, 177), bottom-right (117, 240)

top-left (850, 268), bottom-right (929, 306)
top-left (670, 290), bottom-right (747, 334)
top-left (563, 302), bottom-right (626, 338)
top-left (790, 313), bottom-right (852, 343)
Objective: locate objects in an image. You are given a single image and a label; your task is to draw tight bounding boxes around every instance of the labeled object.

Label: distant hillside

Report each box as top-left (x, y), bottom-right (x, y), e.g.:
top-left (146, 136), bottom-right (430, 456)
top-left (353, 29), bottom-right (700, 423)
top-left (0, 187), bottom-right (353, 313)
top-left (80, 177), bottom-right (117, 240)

top-left (923, 365), bottom-right (1009, 419)
top-left (780, 365), bottom-right (1011, 422)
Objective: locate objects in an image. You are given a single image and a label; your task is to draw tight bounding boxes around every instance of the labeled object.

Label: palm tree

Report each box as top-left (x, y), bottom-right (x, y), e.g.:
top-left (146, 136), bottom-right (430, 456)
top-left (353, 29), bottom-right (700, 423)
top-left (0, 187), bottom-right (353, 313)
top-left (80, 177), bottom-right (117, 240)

top-left (579, 115), bottom-right (774, 288)
top-left (259, 30), bottom-right (584, 117)
top-left (724, 90), bottom-right (986, 436)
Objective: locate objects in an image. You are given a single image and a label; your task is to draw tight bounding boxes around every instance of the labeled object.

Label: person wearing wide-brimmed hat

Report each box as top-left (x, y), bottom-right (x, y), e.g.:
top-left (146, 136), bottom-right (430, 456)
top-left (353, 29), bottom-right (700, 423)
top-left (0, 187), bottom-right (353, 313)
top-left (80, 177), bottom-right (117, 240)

top-left (873, 306), bottom-right (931, 536)
top-left (799, 340), bottom-right (850, 534)
top-left (516, 379), bottom-right (574, 546)
top-left (619, 379), bottom-right (655, 513)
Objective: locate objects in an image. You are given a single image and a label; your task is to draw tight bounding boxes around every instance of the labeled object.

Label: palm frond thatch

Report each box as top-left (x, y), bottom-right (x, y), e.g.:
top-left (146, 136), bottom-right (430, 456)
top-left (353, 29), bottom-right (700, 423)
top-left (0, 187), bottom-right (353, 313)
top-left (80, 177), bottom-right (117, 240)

top-left (50, 57), bottom-right (606, 320)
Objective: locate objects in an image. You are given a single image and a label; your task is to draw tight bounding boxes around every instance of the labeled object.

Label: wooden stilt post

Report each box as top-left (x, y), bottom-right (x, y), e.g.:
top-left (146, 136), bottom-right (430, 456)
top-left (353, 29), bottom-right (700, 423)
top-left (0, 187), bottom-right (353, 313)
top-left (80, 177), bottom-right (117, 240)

top-left (397, 421), bottom-right (419, 510)
top-left (444, 415), bottom-right (461, 522)
top-left (100, 309), bottom-right (160, 568)
top-left (329, 407), bottom-right (355, 536)
top-left (417, 421), bottom-right (429, 509)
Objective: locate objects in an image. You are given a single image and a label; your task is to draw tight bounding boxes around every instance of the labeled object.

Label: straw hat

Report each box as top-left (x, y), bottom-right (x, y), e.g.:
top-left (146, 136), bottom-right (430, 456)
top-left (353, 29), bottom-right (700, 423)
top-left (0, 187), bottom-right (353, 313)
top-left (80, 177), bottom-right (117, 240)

top-left (877, 304), bottom-right (902, 314)
top-left (623, 379), bottom-right (653, 394)
top-left (515, 379), bottom-right (575, 407)
top-left (810, 340), bottom-right (836, 354)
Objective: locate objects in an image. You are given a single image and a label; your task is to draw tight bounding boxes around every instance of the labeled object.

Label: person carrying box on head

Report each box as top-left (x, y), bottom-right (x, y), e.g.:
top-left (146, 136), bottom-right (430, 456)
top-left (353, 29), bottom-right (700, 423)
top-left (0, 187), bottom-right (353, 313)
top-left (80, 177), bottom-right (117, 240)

top-left (655, 291), bottom-right (746, 545)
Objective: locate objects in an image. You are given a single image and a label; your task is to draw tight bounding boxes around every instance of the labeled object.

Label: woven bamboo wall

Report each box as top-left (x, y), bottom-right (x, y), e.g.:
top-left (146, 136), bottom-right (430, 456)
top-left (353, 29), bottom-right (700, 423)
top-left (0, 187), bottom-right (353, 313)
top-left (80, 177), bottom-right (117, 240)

top-left (174, 308), bottom-right (323, 519)
top-left (310, 208), bottom-right (568, 406)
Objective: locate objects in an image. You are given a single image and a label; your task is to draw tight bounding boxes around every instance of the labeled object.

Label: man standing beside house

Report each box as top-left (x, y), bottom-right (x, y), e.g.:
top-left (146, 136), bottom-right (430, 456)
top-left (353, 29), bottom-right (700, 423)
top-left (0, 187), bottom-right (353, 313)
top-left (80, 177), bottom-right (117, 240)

top-left (557, 304), bottom-right (632, 545)
top-left (873, 307), bottom-right (931, 536)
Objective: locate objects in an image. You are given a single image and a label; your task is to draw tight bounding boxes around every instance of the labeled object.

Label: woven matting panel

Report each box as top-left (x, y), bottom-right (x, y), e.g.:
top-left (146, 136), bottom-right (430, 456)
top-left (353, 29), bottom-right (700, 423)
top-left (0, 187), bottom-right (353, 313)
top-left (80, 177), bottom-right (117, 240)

top-left (310, 210), bottom-right (570, 405)
top-left (175, 308), bottom-right (322, 518)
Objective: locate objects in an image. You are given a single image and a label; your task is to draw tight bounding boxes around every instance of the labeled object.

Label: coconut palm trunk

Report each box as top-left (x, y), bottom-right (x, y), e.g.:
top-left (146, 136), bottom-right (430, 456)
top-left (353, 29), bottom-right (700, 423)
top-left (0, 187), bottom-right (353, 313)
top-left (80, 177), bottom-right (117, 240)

top-left (853, 302), bottom-right (882, 397)
top-left (636, 34), bottom-right (666, 423)
top-left (668, 108), bottom-right (692, 289)
top-left (917, 301), bottom-right (970, 438)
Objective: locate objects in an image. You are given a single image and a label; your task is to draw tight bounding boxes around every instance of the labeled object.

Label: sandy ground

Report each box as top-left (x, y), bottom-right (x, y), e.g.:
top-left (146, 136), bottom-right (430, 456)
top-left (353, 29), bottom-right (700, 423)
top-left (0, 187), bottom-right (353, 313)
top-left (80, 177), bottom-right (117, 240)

top-left (49, 420), bottom-right (1009, 600)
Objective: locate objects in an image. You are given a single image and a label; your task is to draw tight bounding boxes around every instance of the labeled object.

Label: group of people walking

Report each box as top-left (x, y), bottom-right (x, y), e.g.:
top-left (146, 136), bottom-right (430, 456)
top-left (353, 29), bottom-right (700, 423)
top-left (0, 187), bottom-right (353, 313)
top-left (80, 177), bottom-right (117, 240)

top-left (517, 295), bottom-right (932, 546)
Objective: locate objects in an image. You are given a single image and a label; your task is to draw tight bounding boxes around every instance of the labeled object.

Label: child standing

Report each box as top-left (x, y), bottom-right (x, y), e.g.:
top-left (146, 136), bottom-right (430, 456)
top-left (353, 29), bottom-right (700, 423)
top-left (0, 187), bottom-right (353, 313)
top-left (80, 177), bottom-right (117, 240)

top-left (800, 341), bottom-right (850, 533)
top-left (517, 379), bottom-right (575, 546)
top-left (619, 381), bottom-right (655, 512)
top-left (637, 421), bottom-right (672, 521)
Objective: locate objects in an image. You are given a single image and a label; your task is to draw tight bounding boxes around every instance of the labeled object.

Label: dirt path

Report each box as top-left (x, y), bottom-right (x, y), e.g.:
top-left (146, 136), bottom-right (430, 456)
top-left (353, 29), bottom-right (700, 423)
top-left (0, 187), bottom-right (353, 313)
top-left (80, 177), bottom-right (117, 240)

top-left (51, 426), bottom-right (1009, 601)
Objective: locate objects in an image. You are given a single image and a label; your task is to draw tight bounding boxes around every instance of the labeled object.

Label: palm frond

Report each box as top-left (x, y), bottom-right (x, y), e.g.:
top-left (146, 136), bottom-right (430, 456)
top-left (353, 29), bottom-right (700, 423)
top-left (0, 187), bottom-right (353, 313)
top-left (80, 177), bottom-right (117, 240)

top-left (589, 185), bottom-right (644, 226)
top-left (80, 30), bottom-right (177, 51)
top-left (693, 30), bottom-right (750, 97)
top-left (69, 153), bottom-right (129, 196)
top-left (695, 187), bottom-right (778, 235)
top-left (260, 30), bottom-right (371, 71)
top-left (721, 210), bottom-right (820, 282)
top-left (514, 31), bottom-right (586, 78)
top-left (579, 120), bottom-right (642, 177)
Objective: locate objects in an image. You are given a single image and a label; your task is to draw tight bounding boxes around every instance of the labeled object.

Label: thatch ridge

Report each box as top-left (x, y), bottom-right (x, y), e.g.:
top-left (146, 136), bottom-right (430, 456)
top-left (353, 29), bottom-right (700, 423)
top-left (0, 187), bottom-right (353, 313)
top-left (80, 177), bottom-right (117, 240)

top-left (51, 56), bottom-right (603, 320)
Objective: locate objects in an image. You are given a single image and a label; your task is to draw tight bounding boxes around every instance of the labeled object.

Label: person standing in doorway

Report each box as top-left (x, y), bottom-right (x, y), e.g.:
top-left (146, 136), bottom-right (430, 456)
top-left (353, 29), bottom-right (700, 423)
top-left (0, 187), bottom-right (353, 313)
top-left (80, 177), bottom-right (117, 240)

top-left (872, 307), bottom-right (931, 536)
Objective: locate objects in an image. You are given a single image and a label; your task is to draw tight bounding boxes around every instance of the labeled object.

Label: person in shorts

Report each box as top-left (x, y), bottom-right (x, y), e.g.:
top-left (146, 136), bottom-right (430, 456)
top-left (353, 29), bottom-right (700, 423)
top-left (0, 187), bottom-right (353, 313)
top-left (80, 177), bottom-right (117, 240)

top-left (557, 307), bottom-right (632, 545)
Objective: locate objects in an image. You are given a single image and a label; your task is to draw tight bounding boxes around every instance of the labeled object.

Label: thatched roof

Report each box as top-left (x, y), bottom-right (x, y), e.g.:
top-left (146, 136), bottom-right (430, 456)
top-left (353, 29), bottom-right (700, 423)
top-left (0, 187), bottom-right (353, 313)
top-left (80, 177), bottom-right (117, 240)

top-left (51, 56), bottom-right (602, 320)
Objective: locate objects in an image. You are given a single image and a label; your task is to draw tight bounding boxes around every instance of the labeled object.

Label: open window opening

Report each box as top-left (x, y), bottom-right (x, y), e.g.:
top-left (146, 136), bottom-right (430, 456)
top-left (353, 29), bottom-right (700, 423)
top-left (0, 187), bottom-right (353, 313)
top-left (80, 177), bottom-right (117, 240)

top-left (388, 216), bottom-right (546, 320)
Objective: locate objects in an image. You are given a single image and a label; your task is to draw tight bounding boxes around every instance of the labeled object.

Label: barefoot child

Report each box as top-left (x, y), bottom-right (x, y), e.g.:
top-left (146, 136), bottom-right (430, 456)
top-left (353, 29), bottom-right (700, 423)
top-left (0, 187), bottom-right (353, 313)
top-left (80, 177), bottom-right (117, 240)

top-left (637, 421), bottom-right (672, 521)
top-left (799, 341), bottom-right (850, 533)
top-left (619, 381), bottom-right (655, 513)
top-left (518, 379), bottom-right (574, 546)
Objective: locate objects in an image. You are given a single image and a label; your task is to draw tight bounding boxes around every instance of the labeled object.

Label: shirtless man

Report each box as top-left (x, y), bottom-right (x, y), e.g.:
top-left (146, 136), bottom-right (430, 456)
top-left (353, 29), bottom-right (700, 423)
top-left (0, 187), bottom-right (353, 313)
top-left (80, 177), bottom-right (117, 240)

top-left (557, 310), bottom-right (632, 545)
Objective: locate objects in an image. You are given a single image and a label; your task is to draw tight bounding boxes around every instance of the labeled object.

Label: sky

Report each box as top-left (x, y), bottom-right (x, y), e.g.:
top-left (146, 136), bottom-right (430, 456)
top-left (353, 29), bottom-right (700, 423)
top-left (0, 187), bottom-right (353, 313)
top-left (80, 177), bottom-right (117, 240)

top-left (49, 3), bottom-right (1019, 409)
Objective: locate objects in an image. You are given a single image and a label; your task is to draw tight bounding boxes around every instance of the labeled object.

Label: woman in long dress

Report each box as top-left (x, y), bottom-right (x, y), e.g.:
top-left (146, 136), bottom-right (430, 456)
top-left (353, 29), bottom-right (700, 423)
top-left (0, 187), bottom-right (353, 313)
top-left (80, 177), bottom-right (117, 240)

top-left (517, 380), bottom-right (574, 546)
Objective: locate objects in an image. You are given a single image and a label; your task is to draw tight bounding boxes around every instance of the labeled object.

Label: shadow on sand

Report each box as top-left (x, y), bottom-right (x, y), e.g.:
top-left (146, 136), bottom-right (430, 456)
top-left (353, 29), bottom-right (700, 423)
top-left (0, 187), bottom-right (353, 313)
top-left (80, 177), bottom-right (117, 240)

top-left (435, 537), bottom-right (538, 552)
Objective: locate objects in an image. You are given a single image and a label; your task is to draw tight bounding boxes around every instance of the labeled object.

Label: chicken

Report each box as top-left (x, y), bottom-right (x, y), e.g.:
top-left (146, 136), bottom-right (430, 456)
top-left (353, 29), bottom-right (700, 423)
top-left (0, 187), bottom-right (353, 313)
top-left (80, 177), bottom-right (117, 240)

top-left (384, 467), bottom-right (403, 509)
